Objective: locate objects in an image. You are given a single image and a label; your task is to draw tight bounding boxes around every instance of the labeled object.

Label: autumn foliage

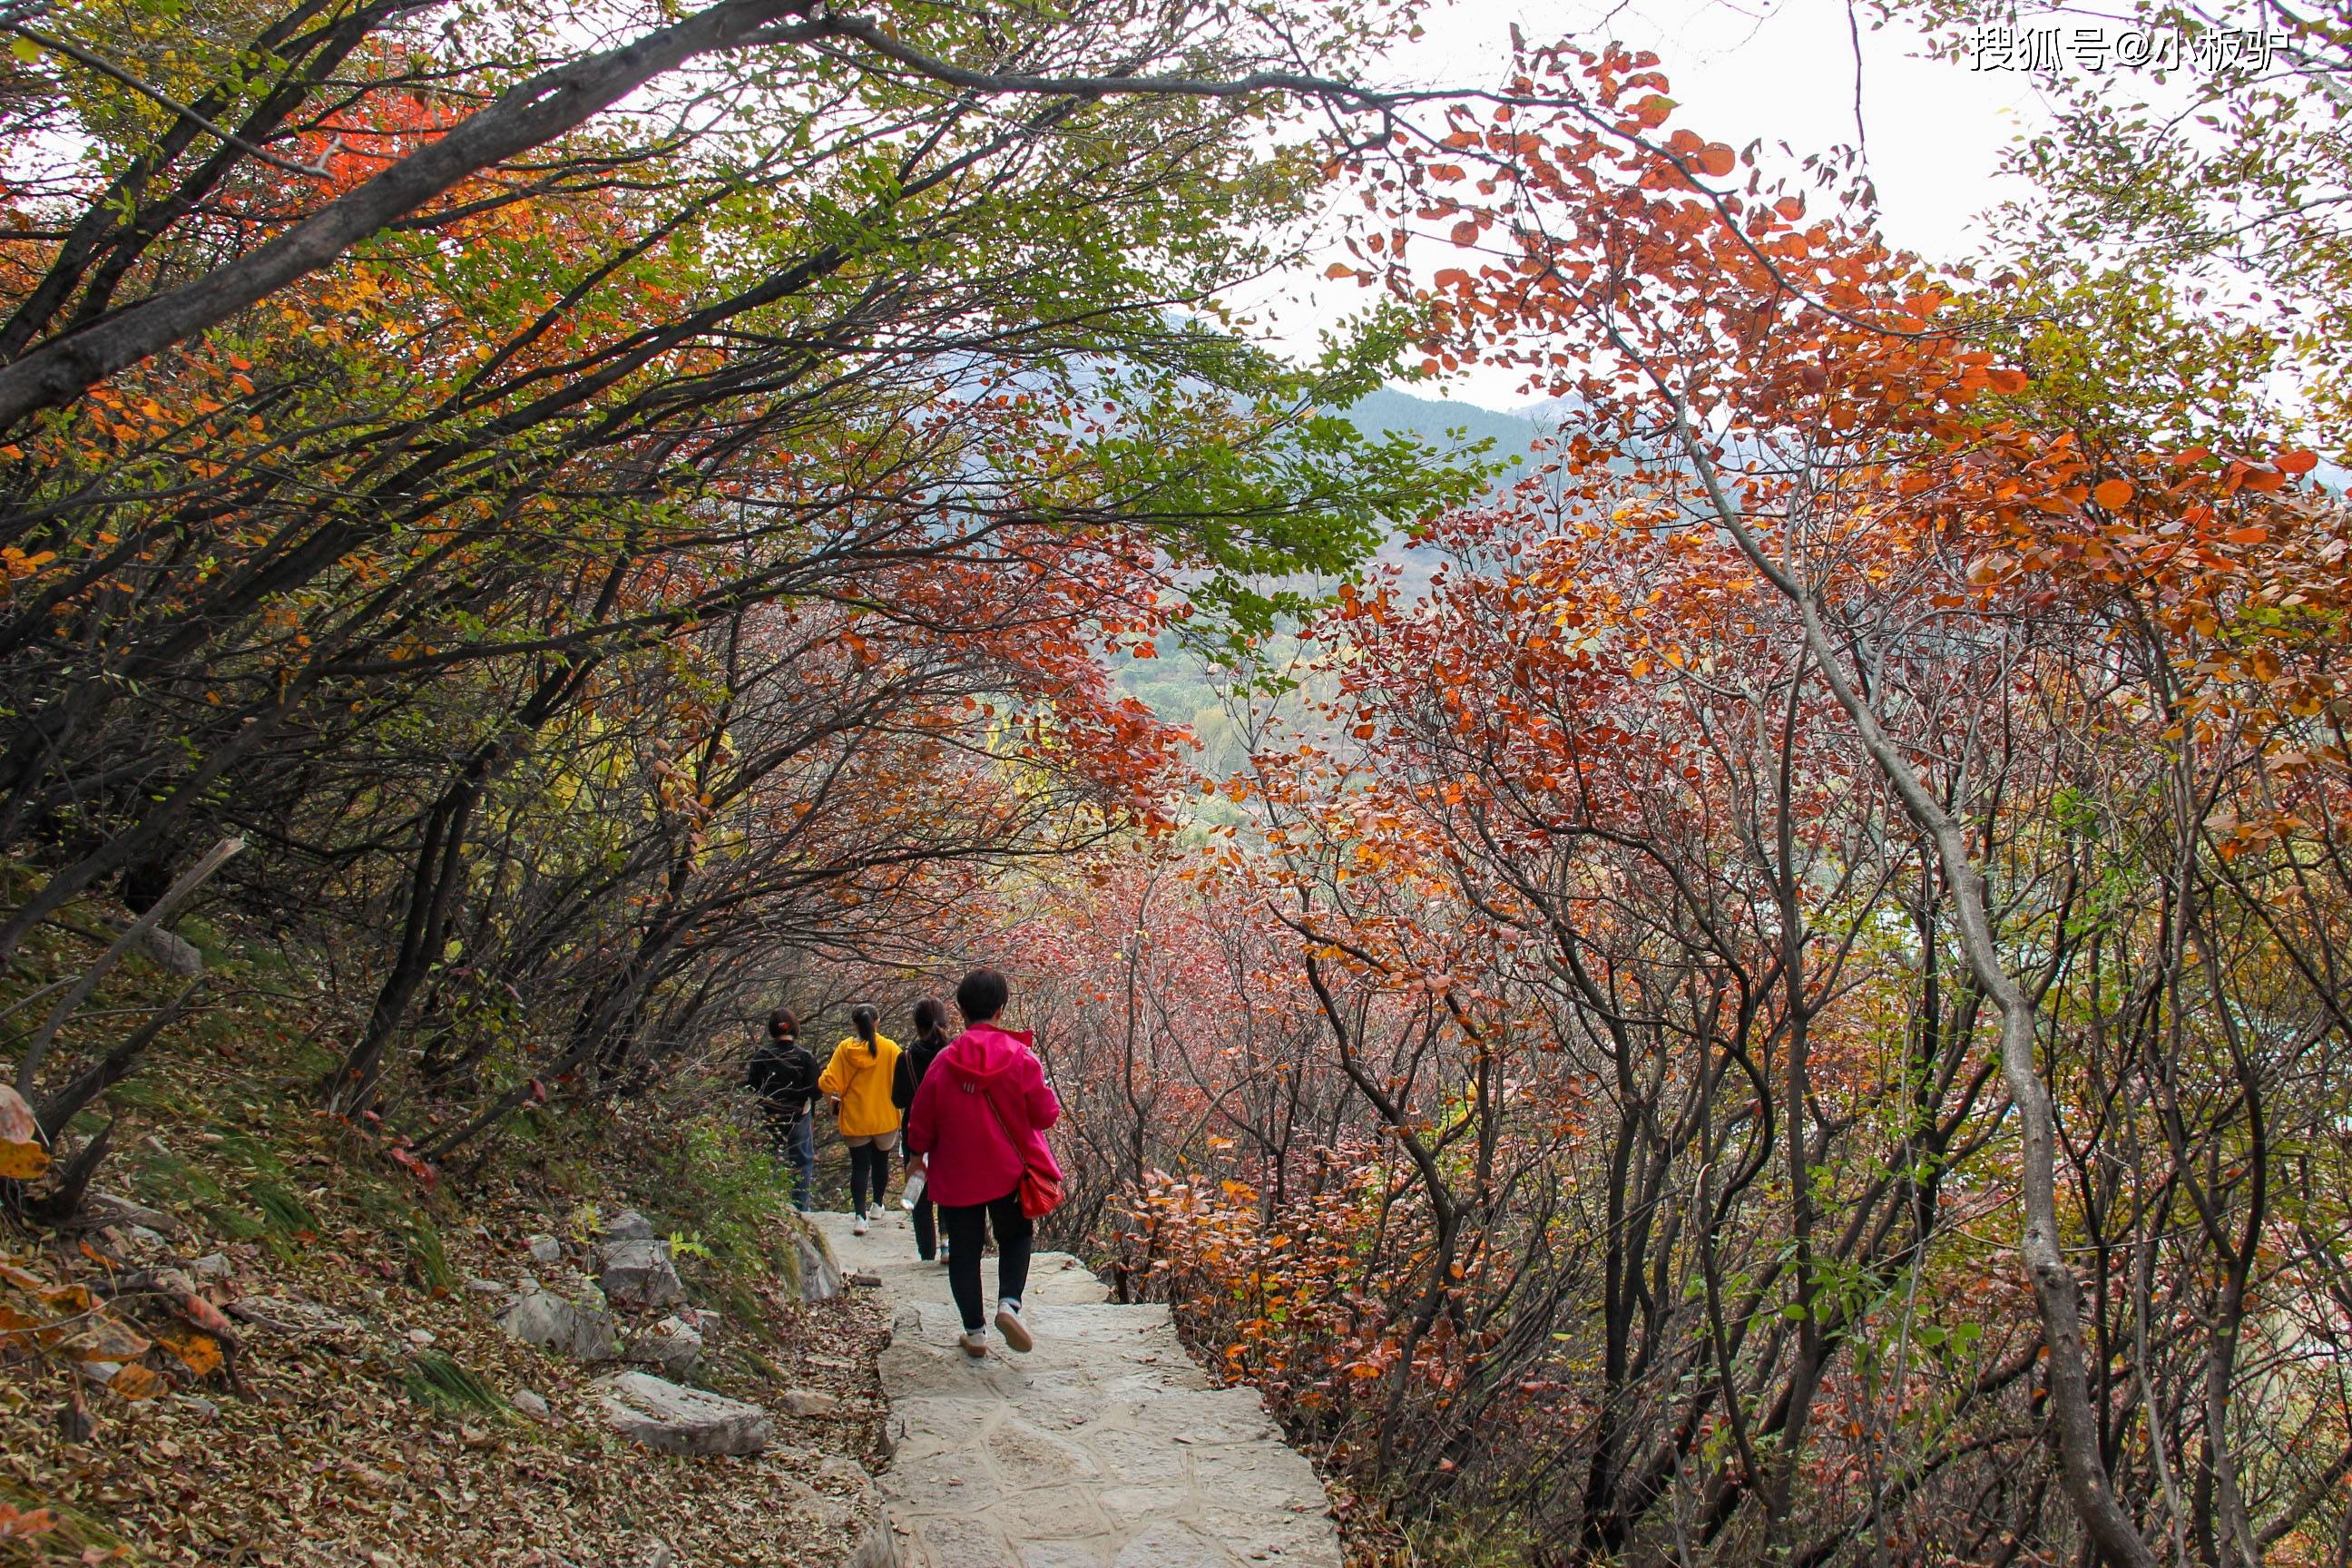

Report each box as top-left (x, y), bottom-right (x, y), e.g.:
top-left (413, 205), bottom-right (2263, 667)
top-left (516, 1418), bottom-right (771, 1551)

top-left (998, 33), bottom-right (2351, 1568)
top-left (1, 2), bottom-right (2347, 1566)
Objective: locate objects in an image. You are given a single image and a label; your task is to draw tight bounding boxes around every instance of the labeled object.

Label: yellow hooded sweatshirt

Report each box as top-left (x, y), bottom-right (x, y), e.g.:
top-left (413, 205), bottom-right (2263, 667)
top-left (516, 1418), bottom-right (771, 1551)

top-left (818, 1034), bottom-right (902, 1138)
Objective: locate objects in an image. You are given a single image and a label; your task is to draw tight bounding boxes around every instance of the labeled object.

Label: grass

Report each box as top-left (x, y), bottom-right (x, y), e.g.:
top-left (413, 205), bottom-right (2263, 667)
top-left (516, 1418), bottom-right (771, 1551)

top-left (399, 1348), bottom-right (505, 1416)
top-left (404, 1210), bottom-right (457, 1295)
top-left (0, 1477), bottom-right (132, 1566)
top-left (640, 1119), bottom-right (804, 1321)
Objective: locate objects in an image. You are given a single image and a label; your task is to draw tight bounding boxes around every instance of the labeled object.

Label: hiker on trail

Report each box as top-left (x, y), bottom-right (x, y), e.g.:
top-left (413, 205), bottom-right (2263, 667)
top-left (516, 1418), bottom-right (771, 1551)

top-left (818, 1003), bottom-right (901, 1234)
top-left (903, 967), bottom-right (1062, 1359)
top-left (746, 1007), bottom-right (819, 1212)
top-left (891, 996), bottom-right (955, 1266)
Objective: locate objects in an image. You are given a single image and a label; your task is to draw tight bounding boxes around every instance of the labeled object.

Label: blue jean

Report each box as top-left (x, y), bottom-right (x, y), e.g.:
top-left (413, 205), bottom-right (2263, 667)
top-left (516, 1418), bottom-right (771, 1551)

top-left (772, 1110), bottom-right (816, 1212)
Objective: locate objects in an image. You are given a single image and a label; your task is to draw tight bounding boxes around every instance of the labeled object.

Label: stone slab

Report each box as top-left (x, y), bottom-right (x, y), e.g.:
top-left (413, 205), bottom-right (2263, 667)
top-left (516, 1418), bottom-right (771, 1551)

top-left (813, 1209), bottom-right (1339, 1568)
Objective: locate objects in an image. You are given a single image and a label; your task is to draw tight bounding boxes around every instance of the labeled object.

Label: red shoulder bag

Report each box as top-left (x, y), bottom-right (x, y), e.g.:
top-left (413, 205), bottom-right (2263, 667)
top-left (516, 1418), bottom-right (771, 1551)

top-left (978, 1083), bottom-right (1063, 1220)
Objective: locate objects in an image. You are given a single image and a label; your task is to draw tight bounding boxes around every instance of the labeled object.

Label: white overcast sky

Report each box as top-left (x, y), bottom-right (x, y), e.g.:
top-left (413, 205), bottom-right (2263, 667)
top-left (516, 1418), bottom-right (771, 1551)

top-left (1255, 0), bottom-right (2061, 408)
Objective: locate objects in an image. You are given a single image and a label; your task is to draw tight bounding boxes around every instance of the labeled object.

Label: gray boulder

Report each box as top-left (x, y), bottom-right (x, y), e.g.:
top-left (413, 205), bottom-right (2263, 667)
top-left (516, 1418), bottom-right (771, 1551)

top-left (629, 1315), bottom-right (703, 1378)
top-left (779, 1387), bottom-right (840, 1417)
top-left (525, 1234), bottom-right (562, 1267)
top-left (794, 1231), bottom-right (844, 1304)
top-left (599, 1236), bottom-right (684, 1310)
top-left (595, 1371), bottom-right (770, 1455)
top-left (497, 1285), bottom-right (620, 1363)
top-left (141, 926), bottom-right (204, 976)
top-left (601, 1210), bottom-right (655, 1242)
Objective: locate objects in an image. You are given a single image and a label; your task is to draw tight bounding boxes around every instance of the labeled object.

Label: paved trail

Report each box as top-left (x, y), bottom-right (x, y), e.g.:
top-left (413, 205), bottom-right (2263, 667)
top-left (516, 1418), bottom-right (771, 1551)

top-left (814, 1211), bottom-right (1343, 1568)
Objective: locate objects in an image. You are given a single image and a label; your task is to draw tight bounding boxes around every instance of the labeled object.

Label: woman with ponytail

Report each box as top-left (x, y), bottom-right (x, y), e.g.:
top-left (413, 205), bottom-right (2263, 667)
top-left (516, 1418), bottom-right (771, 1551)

top-left (817, 1003), bottom-right (902, 1232)
top-left (892, 997), bottom-right (954, 1263)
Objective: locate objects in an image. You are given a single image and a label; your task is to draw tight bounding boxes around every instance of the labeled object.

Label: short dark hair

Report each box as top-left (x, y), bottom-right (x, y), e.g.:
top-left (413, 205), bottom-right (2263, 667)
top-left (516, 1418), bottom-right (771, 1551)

top-left (912, 997), bottom-right (951, 1044)
top-left (768, 1007), bottom-right (796, 1041)
top-left (955, 967), bottom-right (1008, 1023)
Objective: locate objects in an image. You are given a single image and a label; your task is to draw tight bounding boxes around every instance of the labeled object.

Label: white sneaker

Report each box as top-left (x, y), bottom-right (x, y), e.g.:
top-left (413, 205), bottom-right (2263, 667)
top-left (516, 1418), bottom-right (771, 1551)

top-left (994, 1299), bottom-right (1033, 1354)
top-left (958, 1329), bottom-right (988, 1359)
top-left (852, 1213), bottom-right (867, 1236)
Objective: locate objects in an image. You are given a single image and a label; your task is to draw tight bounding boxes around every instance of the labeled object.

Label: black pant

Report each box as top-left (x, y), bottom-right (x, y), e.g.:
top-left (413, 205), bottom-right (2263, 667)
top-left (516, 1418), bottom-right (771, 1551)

top-left (941, 1190), bottom-right (1031, 1332)
top-left (848, 1142), bottom-right (890, 1215)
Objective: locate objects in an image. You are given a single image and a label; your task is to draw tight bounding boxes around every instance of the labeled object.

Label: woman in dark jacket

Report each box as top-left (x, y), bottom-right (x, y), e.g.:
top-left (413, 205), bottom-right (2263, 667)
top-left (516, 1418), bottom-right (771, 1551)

top-left (746, 1008), bottom-right (819, 1212)
top-left (891, 997), bottom-right (954, 1261)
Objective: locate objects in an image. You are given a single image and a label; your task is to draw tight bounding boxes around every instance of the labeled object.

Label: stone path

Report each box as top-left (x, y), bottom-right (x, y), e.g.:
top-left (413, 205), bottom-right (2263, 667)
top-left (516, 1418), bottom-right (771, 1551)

top-left (813, 1210), bottom-right (1343, 1568)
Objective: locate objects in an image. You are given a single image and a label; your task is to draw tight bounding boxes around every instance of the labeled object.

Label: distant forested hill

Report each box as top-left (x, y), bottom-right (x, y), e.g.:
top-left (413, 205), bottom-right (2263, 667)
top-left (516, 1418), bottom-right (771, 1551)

top-left (1336, 387), bottom-right (1543, 480)
top-left (1115, 387), bottom-right (1542, 769)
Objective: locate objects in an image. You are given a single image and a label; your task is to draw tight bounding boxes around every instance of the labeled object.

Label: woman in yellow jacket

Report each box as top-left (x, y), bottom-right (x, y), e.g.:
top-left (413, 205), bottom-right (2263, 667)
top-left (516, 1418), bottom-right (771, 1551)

top-left (818, 1004), bottom-right (901, 1232)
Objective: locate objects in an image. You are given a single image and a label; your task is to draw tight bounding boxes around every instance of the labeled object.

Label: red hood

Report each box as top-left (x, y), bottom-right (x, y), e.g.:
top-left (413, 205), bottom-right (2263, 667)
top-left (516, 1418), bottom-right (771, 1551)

top-left (938, 1024), bottom-right (1035, 1081)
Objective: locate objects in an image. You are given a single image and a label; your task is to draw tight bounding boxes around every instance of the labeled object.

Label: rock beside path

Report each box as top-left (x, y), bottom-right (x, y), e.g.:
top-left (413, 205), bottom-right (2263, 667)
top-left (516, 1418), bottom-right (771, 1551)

top-left (630, 1314), bottom-right (703, 1378)
top-left (795, 1228), bottom-right (845, 1303)
top-left (498, 1285), bottom-right (621, 1363)
top-left (779, 1387), bottom-right (840, 1417)
top-left (596, 1371), bottom-right (771, 1456)
top-left (597, 1211), bottom-right (685, 1309)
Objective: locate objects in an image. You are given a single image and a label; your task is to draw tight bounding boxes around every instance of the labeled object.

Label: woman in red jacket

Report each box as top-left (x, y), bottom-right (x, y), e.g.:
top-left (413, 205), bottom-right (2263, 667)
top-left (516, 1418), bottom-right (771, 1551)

top-left (904, 967), bottom-right (1061, 1358)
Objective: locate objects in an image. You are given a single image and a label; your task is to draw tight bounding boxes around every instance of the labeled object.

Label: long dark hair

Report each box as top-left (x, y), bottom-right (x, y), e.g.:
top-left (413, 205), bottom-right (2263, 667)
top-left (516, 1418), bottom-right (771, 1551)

top-left (850, 1003), bottom-right (879, 1056)
top-left (767, 1007), bottom-right (797, 1043)
top-left (911, 997), bottom-right (950, 1050)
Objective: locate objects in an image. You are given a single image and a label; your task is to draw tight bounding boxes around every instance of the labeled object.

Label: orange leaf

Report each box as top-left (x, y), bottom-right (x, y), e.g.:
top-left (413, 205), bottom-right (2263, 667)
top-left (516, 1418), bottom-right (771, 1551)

top-left (108, 1363), bottom-right (163, 1400)
top-left (1448, 220), bottom-right (1480, 247)
top-left (1695, 143), bottom-right (1737, 178)
top-left (0, 1504), bottom-right (57, 1540)
top-left (2092, 479), bottom-right (2132, 509)
top-left (0, 1086), bottom-right (45, 1181)
top-left (2224, 525), bottom-right (2269, 544)
top-left (2275, 448), bottom-right (2318, 475)
top-left (155, 1329), bottom-right (222, 1377)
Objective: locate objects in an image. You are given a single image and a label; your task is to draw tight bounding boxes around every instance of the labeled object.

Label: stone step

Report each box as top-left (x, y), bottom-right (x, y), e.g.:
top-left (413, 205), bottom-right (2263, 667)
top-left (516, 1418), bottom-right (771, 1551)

top-left (811, 1210), bottom-right (1340, 1568)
